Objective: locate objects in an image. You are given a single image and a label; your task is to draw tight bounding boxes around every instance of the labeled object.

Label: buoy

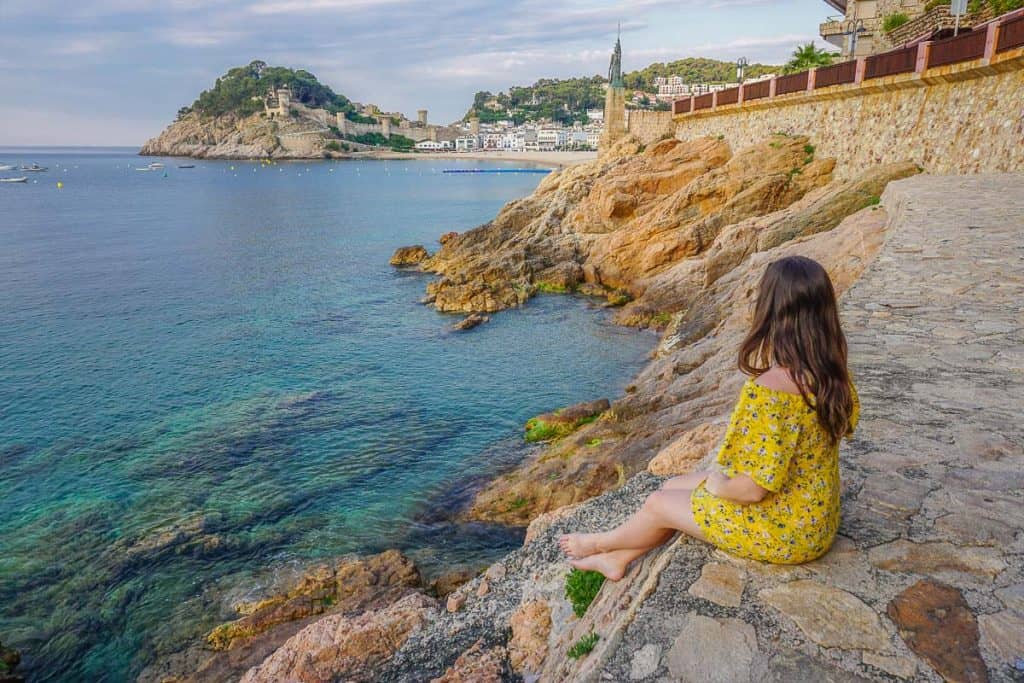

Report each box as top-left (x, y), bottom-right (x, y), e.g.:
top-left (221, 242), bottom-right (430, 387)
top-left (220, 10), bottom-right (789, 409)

top-left (56, 181), bottom-right (63, 189)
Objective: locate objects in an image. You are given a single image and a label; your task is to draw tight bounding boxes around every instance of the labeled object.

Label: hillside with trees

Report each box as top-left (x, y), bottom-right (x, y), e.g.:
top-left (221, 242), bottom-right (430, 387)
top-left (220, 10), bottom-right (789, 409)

top-left (177, 60), bottom-right (373, 123)
top-left (464, 57), bottom-right (780, 124)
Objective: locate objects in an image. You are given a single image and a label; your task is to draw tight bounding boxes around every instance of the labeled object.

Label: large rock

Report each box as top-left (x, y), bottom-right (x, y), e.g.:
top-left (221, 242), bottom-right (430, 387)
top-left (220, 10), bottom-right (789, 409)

top-left (887, 579), bottom-right (989, 683)
top-left (508, 600), bottom-right (551, 676)
top-left (647, 422), bottom-right (725, 476)
top-left (207, 549), bottom-right (422, 651)
top-left (240, 592), bottom-right (438, 683)
top-left (665, 613), bottom-right (764, 682)
top-left (390, 245), bottom-right (430, 266)
top-left (759, 580), bottom-right (890, 651)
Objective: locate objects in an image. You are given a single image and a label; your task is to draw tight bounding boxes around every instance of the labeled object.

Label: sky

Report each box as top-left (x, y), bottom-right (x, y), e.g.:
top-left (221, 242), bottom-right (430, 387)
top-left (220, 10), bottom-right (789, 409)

top-left (0, 0), bottom-right (837, 146)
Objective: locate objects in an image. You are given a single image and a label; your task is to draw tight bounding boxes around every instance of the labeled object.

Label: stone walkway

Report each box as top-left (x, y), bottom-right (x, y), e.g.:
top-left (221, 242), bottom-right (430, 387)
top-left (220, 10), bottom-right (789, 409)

top-left (592, 174), bottom-right (1024, 682)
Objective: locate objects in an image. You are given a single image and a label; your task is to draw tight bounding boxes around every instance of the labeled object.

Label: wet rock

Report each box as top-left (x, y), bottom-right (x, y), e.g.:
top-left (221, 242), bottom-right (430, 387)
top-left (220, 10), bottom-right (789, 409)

top-left (687, 561), bottom-right (745, 608)
top-left (240, 592), bottom-right (438, 683)
top-left (429, 640), bottom-right (507, 683)
top-left (666, 613), bottom-right (764, 682)
top-left (759, 579), bottom-right (890, 651)
top-left (451, 313), bottom-right (489, 331)
top-left (438, 231), bottom-right (459, 246)
top-left (390, 245), bottom-right (429, 266)
top-left (430, 568), bottom-right (476, 598)
top-left (207, 549), bottom-right (421, 651)
top-left (887, 579), bottom-right (989, 683)
top-left (508, 600), bottom-right (551, 676)
top-left (648, 422), bottom-right (726, 476)
top-left (0, 642), bottom-right (23, 683)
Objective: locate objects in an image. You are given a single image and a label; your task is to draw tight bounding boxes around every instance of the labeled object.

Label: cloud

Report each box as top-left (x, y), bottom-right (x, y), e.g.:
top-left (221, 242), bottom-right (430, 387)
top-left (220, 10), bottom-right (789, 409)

top-left (248, 0), bottom-right (408, 14)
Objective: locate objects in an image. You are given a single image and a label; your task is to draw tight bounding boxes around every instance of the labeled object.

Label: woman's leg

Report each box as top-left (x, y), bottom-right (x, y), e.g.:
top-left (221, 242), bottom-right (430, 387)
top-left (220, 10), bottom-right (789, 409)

top-left (661, 471), bottom-right (710, 491)
top-left (569, 529), bottom-right (675, 581)
top-left (559, 488), bottom-right (707, 558)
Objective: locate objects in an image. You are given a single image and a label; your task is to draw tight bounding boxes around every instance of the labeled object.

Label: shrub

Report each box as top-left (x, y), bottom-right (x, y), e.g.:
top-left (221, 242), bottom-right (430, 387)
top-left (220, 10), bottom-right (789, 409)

top-left (565, 569), bottom-right (605, 617)
top-left (567, 631), bottom-right (600, 659)
top-left (924, 0), bottom-right (950, 10)
top-left (324, 140), bottom-right (341, 152)
top-left (883, 12), bottom-right (911, 31)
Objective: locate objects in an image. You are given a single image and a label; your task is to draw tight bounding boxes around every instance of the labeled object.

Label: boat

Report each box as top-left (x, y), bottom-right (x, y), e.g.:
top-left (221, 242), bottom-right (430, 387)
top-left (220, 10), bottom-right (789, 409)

top-left (0, 177), bottom-right (28, 183)
top-left (147, 162), bottom-right (165, 169)
top-left (177, 164), bottom-right (195, 169)
top-left (0, 164), bottom-right (14, 171)
top-left (135, 168), bottom-right (152, 171)
top-left (20, 163), bottom-right (47, 172)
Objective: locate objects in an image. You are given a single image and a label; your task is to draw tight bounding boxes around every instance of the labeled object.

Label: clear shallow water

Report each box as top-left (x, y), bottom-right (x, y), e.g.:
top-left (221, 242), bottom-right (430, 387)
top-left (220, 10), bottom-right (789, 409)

top-left (0, 148), bottom-right (653, 681)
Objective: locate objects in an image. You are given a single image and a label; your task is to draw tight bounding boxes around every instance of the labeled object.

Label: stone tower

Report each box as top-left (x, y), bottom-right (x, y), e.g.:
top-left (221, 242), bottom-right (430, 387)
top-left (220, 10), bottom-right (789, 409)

top-left (599, 28), bottom-right (627, 155)
top-left (469, 113), bottom-right (480, 136)
top-left (380, 116), bottom-right (392, 139)
top-left (417, 109), bottom-right (428, 126)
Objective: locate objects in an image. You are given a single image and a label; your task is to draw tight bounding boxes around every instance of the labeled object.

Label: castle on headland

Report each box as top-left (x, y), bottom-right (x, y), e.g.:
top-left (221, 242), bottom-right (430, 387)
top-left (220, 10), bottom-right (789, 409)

top-left (263, 86), bottom-right (456, 149)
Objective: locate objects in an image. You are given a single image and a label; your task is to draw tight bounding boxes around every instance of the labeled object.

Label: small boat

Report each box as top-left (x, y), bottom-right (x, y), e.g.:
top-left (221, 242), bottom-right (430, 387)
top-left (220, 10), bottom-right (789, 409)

top-left (177, 164), bottom-right (195, 169)
top-left (147, 162), bottom-right (165, 169)
top-left (21, 164), bottom-right (47, 172)
top-left (135, 167), bottom-right (153, 171)
top-left (0, 177), bottom-right (28, 183)
top-left (0, 164), bottom-right (14, 171)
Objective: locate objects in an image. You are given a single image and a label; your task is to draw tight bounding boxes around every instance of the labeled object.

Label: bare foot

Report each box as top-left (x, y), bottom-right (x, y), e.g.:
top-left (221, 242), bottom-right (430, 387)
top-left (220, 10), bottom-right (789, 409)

top-left (558, 533), bottom-right (601, 559)
top-left (570, 553), bottom-right (627, 581)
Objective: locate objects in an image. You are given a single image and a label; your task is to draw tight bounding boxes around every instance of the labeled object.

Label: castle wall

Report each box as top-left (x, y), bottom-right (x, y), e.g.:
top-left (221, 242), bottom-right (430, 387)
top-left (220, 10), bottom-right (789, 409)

top-left (626, 110), bottom-right (675, 145)
top-left (673, 49), bottom-right (1024, 178)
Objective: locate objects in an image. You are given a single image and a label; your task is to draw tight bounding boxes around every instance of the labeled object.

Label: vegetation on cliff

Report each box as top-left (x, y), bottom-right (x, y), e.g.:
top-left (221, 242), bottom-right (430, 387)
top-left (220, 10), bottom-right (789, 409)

top-left (176, 60), bottom-right (366, 121)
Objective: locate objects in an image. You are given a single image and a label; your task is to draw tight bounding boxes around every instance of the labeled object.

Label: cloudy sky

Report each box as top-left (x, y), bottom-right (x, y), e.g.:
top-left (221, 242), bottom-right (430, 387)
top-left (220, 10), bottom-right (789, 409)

top-left (0, 0), bottom-right (834, 146)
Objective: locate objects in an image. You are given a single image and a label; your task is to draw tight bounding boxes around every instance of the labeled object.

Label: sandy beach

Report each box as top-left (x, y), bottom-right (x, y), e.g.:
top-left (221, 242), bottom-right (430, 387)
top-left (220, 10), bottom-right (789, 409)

top-left (368, 149), bottom-right (598, 168)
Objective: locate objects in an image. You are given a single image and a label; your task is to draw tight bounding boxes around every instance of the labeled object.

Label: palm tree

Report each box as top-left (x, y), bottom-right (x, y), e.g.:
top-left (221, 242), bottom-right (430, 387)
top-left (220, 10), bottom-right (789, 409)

top-left (782, 43), bottom-right (839, 74)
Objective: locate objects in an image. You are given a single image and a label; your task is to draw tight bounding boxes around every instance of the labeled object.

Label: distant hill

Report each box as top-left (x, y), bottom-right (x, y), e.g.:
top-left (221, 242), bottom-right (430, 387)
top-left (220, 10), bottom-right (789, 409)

top-left (464, 57), bottom-right (780, 125)
top-left (177, 60), bottom-right (375, 124)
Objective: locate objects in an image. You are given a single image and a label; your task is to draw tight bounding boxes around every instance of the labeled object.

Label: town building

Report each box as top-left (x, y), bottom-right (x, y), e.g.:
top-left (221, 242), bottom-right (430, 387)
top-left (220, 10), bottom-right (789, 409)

top-left (819, 0), bottom-right (928, 58)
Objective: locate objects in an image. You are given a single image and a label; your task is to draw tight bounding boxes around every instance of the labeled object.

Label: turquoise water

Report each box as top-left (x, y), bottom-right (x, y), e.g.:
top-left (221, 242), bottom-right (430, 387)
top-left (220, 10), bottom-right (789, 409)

top-left (0, 148), bottom-right (653, 681)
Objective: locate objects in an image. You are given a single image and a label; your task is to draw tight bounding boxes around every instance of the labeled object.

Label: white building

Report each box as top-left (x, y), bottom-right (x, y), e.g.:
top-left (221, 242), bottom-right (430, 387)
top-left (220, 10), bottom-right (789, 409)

top-left (537, 128), bottom-right (569, 151)
top-left (586, 108), bottom-right (604, 123)
top-left (415, 140), bottom-right (444, 151)
top-left (455, 136), bottom-right (479, 152)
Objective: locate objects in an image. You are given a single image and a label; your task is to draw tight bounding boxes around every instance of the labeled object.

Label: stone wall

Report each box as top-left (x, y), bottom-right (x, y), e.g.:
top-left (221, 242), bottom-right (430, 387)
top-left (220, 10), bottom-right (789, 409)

top-left (674, 49), bottom-right (1024, 178)
top-left (625, 110), bottom-right (675, 145)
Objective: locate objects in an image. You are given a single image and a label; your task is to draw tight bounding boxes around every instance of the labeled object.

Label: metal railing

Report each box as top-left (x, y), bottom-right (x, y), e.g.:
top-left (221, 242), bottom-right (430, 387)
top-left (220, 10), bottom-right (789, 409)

top-left (928, 29), bottom-right (987, 67)
top-left (693, 93), bottom-right (714, 111)
top-left (814, 60), bottom-right (857, 88)
top-left (743, 80), bottom-right (771, 101)
top-left (997, 12), bottom-right (1024, 51)
top-left (673, 8), bottom-right (1023, 119)
top-left (774, 71), bottom-right (808, 95)
top-left (865, 45), bottom-right (919, 79)
top-left (716, 87), bottom-right (740, 106)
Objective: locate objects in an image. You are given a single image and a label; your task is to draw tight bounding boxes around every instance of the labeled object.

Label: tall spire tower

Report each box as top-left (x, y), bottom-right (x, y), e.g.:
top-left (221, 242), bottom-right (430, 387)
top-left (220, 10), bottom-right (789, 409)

top-left (600, 25), bottom-right (627, 155)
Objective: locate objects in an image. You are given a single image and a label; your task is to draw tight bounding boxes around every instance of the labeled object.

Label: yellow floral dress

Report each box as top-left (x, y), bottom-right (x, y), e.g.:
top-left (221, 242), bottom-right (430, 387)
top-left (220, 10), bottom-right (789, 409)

top-left (690, 378), bottom-right (859, 564)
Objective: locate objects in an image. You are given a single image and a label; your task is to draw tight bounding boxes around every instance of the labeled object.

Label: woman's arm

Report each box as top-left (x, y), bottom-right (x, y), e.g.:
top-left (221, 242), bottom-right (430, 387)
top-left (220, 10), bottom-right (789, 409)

top-left (704, 471), bottom-right (769, 504)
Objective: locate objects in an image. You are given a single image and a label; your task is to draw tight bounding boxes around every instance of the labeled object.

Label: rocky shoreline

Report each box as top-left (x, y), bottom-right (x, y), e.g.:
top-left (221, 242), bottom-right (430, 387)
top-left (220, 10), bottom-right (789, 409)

top-left (142, 136), bottom-right (1023, 682)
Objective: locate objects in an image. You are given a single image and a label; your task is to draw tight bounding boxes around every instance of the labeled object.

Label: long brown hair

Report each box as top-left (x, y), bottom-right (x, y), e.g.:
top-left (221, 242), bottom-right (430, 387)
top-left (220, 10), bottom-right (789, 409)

top-left (738, 256), bottom-right (854, 442)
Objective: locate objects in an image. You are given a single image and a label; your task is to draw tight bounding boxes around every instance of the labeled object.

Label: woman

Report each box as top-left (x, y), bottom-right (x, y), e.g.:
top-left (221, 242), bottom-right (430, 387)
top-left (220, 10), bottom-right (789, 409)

top-left (560, 255), bottom-right (859, 578)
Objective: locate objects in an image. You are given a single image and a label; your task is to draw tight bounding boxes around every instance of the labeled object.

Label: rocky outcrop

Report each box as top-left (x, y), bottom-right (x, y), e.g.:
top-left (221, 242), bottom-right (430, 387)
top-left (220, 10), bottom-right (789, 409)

top-left (140, 550), bottom-right (424, 682)
top-left (369, 173), bottom-right (1024, 683)
top-left (438, 135), bottom-right (917, 524)
top-left (140, 112), bottom-right (286, 159)
top-left (240, 592), bottom-right (438, 683)
top-left (390, 245), bottom-right (430, 266)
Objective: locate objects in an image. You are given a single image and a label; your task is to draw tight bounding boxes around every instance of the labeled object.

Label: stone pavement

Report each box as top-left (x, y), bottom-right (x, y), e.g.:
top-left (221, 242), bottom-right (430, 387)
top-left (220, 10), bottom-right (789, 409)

top-left (585, 174), bottom-right (1024, 682)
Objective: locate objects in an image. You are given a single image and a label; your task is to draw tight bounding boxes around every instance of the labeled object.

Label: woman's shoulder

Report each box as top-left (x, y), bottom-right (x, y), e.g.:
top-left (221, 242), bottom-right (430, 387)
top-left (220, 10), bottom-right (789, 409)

top-left (752, 367), bottom-right (802, 395)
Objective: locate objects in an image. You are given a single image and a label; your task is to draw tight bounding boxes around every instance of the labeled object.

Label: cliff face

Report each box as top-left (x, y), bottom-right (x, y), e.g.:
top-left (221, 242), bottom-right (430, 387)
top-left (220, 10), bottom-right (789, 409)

top-left (139, 111), bottom-right (287, 159)
top-left (416, 135), bottom-right (917, 525)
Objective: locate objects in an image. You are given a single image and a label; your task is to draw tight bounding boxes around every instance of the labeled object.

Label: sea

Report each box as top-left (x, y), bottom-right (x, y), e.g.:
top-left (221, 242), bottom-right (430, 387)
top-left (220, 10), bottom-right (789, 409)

top-left (0, 147), bottom-right (654, 681)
